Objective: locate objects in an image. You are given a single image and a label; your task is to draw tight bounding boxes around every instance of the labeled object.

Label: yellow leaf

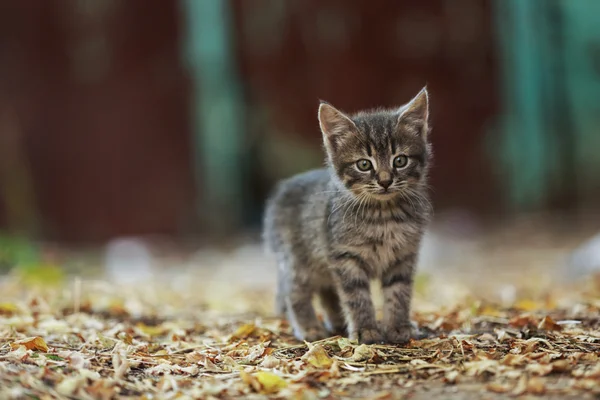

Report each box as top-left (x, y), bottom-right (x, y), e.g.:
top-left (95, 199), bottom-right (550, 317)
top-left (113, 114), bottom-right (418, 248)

top-left (514, 299), bottom-right (542, 311)
top-left (19, 264), bottom-right (64, 286)
top-left (11, 336), bottom-right (49, 352)
top-left (136, 323), bottom-right (167, 337)
top-left (232, 323), bottom-right (256, 339)
top-left (302, 344), bottom-right (333, 368)
top-left (351, 344), bottom-right (375, 362)
top-left (336, 337), bottom-right (354, 350)
top-left (0, 302), bottom-right (19, 316)
top-left (479, 305), bottom-right (504, 317)
top-left (254, 371), bottom-right (288, 394)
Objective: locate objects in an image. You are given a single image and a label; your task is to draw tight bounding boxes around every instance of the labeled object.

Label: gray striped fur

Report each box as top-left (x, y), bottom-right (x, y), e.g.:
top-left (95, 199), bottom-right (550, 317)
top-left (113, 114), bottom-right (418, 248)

top-left (263, 88), bottom-right (432, 344)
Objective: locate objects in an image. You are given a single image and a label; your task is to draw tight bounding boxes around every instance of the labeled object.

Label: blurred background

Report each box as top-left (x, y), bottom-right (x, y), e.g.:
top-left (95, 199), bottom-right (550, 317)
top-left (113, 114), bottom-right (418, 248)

top-left (1, 0), bottom-right (599, 306)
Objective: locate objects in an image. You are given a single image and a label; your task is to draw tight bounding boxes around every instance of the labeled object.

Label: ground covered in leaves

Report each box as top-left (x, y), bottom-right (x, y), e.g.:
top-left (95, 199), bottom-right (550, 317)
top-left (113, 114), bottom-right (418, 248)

top-left (1, 234), bottom-right (600, 399)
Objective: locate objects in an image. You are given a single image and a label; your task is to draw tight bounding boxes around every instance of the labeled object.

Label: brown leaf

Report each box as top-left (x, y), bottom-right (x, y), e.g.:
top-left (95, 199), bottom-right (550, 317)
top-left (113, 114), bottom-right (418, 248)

top-left (508, 314), bottom-right (536, 328)
top-left (526, 363), bottom-right (553, 376)
top-left (511, 375), bottom-right (528, 396)
top-left (526, 377), bottom-right (546, 395)
top-left (501, 354), bottom-right (527, 366)
top-left (486, 381), bottom-right (511, 393)
top-left (11, 336), bottom-right (49, 352)
top-left (551, 359), bottom-right (572, 373)
top-left (537, 316), bottom-right (562, 331)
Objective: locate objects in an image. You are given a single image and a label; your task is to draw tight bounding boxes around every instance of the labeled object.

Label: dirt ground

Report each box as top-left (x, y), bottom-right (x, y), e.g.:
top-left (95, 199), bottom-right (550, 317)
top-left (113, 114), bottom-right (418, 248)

top-left (1, 217), bottom-right (600, 399)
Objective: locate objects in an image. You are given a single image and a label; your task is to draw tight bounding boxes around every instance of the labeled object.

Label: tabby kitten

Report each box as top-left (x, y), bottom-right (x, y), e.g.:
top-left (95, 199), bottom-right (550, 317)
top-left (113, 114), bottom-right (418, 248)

top-left (263, 87), bottom-right (432, 344)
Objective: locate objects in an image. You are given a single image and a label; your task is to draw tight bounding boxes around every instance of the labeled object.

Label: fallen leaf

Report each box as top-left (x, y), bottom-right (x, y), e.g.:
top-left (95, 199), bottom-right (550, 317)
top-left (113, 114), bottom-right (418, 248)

top-left (11, 336), bottom-right (49, 352)
top-left (444, 370), bottom-right (459, 384)
top-left (526, 377), bottom-right (546, 395)
top-left (0, 302), bottom-right (19, 316)
top-left (232, 323), bottom-right (256, 339)
top-left (56, 376), bottom-right (84, 396)
top-left (255, 371), bottom-right (288, 393)
top-left (537, 316), bottom-right (562, 331)
top-left (487, 381), bottom-right (511, 393)
top-left (511, 374), bottom-right (528, 396)
top-left (551, 359), bottom-right (571, 373)
top-left (501, 353), bottom-right (526, 366)
top-left (351, 344), bottom-right (375, 362)
top-left (514, 299), bottom-right (542, 311)
top-left (136, 323), bottom-right (167, 337)
top-left (526, 363), bottom-right (553, 376)
top-left (302, 344), bottom-right (333, 368)
top-left (260, 355), bottom-right (280, 368)
top-left (508, 314), bottom-right (536, 328)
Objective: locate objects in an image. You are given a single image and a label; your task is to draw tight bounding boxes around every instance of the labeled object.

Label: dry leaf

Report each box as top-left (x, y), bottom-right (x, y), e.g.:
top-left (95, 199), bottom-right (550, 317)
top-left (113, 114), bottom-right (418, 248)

top-left (11, 336), bottom-right (49, 352)
top-left (351, 344), bottom-right (375, 362)
top-left (514, 299), bottom-right (542, 311)
top-left (0, 302), bottom-right (19, 316)
top-left (537, 316), bottom-right (562, 331)
top-left (232, 323), bottom-right (256, 339)
top-left (526, 363), bottom-right (553, 376)
top-left (56, 376), bottom-right (84, 396)
top-left (260, 355), bottom-right (281, 368)
top-left (526, 377), bottom-right (546, 395)
top-left (302, 344), bottom-right (333, 368)
top-left (444, 370), bottom-right (459, 384)
top-left (486, 381), bottom-right (511, 393)
top-left (501, 353), bottom-right (526, 366)
top-left (136, 323), bottom-right (167, 337)
top-left (254, 371), bottom-right (288, 394)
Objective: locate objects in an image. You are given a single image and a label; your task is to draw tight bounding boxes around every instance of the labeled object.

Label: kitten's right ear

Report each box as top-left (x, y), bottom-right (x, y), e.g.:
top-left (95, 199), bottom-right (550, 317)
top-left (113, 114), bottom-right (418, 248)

top-left (318, 102), bottom-right (357, 152)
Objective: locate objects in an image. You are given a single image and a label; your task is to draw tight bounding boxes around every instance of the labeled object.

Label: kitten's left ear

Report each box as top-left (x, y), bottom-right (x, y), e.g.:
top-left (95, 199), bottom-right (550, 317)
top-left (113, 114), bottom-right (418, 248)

top-left (397, 87), bottom-right (429, 138)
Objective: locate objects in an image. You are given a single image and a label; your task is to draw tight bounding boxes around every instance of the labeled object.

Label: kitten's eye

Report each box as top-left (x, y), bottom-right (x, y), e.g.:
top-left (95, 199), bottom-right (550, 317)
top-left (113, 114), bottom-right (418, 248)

top-left (356, 159), bottom-right (373, 171)
top-left (393, 155), bottom-right (408, 169)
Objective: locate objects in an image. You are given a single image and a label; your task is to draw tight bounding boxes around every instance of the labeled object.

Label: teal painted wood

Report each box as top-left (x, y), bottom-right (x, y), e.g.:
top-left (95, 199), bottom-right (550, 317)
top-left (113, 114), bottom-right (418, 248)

top-left (491, 0), bottom-right (555, 210)
top-left (560, 0), bottom-right (600, 205)
top-left (490, 0), bottom-right (600, 210)
top-left (181, 0), bottom-right (245, 230)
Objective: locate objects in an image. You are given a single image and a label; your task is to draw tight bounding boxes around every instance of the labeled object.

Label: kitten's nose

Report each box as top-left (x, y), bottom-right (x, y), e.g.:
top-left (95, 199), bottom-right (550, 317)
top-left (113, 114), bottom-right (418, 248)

top-left (378, 179), bottom-right (392, 189)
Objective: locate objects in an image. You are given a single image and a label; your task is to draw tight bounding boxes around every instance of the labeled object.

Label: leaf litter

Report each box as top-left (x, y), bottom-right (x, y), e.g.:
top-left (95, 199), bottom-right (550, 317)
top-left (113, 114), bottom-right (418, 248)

top-left (1, 265), bottom-right (600, 399)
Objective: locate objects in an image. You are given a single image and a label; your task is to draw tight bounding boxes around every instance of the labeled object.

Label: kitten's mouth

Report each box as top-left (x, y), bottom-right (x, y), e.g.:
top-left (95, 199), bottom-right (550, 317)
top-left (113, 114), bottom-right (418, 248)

top-left (369, 189), bottom-right (397, 200)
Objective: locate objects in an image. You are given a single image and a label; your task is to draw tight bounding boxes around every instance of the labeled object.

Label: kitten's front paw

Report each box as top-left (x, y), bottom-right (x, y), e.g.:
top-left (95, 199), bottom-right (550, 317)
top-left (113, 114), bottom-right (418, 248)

top-left (358, 328), bottom-right (385, 344)
top-left (385, 325), bottom-right (413, 344)
top-left (302, 326), bottom-right (329, 342)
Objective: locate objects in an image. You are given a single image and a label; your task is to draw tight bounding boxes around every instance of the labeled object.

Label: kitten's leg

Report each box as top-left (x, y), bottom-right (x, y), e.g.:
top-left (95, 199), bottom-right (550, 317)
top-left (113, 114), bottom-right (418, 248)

top-left (318, 287), bottom-right (346, 335)
top-left (282, 266), bottom-right (327, 342)
top-left (381, 254), bottom-right (416, 344)
top-left (274, 268), bottom-right (287, 316)
top-left (330, 255), bottom-right (383, 344)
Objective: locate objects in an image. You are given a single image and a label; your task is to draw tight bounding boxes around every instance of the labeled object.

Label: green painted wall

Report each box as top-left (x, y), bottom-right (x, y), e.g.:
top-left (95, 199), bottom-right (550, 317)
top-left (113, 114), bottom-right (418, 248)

top-left (492, 0), bottom-right (600, 211)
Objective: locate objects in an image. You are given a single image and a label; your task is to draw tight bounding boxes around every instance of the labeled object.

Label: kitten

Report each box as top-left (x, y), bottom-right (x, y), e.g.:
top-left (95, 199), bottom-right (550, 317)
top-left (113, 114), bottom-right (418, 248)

top-left (263, 87), bottom-right (432, 344)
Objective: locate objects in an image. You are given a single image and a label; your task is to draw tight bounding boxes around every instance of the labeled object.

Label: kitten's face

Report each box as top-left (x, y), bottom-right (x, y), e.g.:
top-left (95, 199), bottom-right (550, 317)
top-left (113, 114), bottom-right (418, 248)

top-left (318, 88), bottom-right (431, 201)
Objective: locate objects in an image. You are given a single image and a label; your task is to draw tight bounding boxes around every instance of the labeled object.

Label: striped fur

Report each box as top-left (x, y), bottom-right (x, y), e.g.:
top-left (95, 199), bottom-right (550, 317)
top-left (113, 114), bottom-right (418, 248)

top-left (263, 88), bottom-right (432, 344)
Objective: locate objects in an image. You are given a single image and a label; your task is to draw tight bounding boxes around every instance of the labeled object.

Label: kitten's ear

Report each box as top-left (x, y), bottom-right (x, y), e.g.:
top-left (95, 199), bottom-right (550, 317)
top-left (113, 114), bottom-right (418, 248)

top-left (397, 87), bottom-right (429, 138)
top-left (318, 102), bottom-right (357, 152)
